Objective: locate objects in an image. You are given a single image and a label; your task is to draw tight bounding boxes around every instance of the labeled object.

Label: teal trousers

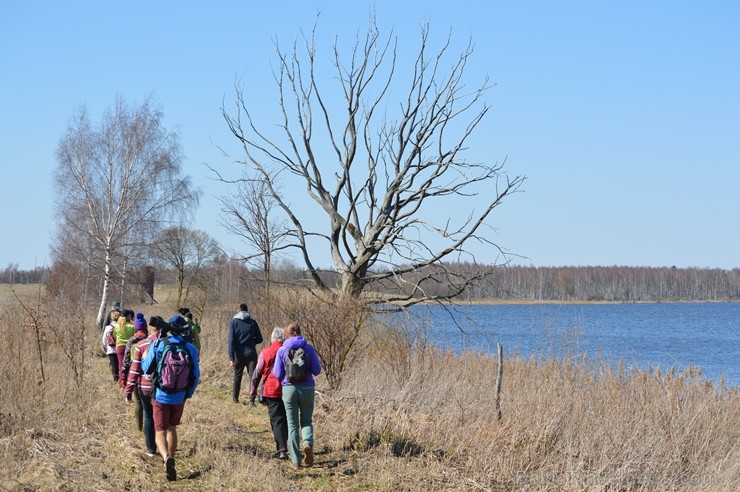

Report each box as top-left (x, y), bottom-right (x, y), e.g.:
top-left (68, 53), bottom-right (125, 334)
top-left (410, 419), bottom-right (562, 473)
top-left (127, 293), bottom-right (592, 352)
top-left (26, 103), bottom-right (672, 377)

top-left (281, 384), bottom-right (315, 464)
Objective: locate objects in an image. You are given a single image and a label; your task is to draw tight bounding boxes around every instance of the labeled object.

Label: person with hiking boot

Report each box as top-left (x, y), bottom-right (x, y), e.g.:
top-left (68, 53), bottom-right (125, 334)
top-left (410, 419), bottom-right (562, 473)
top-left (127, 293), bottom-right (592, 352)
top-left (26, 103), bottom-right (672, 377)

top-left (102, 311), bottom-right (121, 382)
top-left (228, 303), bottom-right (263, 404)
top-left (250, 327), bottom-right (288, 460)
top-left (142, 318), bottom-right (200, 481)
top-left (124, 315), bottom-right (161, 457)
top-left (273, 322), bottom-right (321, 468)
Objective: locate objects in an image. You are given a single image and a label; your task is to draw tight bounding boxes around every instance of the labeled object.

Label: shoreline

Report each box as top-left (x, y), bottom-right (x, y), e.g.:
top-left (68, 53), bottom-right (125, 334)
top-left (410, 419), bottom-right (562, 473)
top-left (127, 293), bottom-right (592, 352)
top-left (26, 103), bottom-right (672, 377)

top-left (390, 298), bottom-right (740, 306)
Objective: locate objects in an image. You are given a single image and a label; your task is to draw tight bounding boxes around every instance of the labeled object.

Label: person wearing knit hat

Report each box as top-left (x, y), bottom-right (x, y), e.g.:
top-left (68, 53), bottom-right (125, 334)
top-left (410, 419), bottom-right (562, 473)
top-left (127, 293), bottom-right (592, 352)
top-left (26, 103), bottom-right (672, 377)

top-left (122, 314), bottom-right (149, 383)
top-left (134, 312), bottom-right (148, 334)
top-left (121, 313), bottom-right (150, 432)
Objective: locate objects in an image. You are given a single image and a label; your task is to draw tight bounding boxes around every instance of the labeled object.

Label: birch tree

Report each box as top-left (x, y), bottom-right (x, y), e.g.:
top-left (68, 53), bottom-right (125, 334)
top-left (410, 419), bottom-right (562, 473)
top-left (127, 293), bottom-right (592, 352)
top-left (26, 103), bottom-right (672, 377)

top-left (221, 19), bottom-right (525, 304)
top-left (53, 96), bottom-right (199, 329)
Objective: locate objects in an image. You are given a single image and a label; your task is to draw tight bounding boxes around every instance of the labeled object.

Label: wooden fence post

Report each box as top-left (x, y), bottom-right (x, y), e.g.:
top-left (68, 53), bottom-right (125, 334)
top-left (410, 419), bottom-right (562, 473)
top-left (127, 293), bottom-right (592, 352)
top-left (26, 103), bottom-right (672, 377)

top-left (495, 342), bottom-right (503, 421)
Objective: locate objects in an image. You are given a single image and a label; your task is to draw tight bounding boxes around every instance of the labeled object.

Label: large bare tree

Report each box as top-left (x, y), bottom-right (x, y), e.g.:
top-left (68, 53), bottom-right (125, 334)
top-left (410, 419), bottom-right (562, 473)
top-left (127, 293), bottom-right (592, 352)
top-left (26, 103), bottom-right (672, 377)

top-left (221, 20), bottom-right (524, 304)
top-left (54, 96), bottom-right (199, 329)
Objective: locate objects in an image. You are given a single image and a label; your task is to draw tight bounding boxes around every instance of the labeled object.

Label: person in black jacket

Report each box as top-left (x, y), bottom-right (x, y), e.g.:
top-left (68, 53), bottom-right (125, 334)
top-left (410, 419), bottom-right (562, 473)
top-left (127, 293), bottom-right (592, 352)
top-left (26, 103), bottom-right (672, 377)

top-left (228, 303), bottom-right (263, 403)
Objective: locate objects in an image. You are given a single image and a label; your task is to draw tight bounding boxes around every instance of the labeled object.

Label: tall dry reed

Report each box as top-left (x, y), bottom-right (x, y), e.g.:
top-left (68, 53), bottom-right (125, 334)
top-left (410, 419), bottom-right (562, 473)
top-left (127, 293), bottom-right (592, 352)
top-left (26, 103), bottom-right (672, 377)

top-left (328, 322), bottom-right (740, 491)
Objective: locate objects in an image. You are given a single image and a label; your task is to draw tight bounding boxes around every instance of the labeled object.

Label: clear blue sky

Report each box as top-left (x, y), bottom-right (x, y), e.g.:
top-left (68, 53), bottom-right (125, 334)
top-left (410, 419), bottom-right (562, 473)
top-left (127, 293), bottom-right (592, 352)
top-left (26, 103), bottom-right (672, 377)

top-left (2, 1), bottom-right (738, 271)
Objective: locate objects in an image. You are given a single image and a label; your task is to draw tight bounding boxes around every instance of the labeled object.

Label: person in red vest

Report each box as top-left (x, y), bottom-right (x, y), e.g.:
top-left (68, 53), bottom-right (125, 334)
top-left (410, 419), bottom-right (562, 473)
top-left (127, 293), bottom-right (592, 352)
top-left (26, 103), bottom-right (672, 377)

top-left (250, 327), bottom-right (288, 459)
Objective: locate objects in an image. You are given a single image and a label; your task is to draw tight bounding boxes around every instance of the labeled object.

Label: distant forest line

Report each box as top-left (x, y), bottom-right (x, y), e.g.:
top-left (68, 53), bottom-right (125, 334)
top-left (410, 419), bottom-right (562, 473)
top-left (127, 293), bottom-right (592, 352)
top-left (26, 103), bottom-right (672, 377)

top-left (3, 263), bottom-right (739, 303)
top-left (473, 265), bottom-right (740, 302)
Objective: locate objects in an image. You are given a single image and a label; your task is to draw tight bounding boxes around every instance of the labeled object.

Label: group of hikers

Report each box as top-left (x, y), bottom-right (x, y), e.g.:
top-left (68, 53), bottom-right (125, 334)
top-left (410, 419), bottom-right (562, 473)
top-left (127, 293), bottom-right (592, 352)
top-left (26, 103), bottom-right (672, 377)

top-left (101, 303), bottom-right (202, 481)
top-left (101, 301), bottom-right (322, 481)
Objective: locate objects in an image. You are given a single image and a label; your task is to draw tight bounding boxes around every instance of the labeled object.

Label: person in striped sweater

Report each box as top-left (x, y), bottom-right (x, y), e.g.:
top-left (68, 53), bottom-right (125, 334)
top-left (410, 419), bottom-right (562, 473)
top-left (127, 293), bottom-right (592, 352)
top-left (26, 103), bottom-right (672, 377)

top-left (124, 318), bottom-right (161, 457)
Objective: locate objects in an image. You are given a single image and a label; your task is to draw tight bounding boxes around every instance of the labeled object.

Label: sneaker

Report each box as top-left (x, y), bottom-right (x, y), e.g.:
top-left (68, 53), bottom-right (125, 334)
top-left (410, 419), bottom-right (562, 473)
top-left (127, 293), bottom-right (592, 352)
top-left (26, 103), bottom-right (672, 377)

top-left (302, 444), bottom-right (314, 467)
top-left (165, 456), bottom-right (176, 481)
top-left (278, 451), bottom-right (289, 460)
top-left (146, 451), bottom-right (156, 457)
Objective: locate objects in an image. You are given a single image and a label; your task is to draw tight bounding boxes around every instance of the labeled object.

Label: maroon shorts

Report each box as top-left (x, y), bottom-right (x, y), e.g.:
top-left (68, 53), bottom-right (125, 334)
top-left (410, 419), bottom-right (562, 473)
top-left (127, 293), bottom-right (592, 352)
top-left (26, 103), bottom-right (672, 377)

top-left (152, 400), bottom-right (185, 431)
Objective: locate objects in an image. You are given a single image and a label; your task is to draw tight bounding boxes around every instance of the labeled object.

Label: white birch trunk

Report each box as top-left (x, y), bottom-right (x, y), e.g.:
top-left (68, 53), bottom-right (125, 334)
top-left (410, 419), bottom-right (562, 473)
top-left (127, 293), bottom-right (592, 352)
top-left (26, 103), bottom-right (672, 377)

top-left (96, 251), bottom-right (113, 330)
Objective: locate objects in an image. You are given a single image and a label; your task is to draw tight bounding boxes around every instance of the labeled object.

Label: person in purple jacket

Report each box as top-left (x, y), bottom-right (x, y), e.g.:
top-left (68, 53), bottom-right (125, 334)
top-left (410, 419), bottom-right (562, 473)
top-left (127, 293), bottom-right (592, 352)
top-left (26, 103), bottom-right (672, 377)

top-left (273, 322), bottom-right (322, 468)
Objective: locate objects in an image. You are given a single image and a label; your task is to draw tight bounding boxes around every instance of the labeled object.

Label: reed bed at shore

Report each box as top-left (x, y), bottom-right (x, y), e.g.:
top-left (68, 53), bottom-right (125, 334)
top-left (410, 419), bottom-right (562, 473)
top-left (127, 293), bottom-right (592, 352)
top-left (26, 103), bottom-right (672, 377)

top-left (1, 296), bottom-right (738, 491)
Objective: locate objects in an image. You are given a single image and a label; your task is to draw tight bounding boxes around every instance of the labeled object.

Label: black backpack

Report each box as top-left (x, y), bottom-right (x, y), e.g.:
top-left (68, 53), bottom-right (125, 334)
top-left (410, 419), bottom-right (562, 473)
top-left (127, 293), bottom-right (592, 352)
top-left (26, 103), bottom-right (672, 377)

top-left (285, 347), bottom-right (308, 383)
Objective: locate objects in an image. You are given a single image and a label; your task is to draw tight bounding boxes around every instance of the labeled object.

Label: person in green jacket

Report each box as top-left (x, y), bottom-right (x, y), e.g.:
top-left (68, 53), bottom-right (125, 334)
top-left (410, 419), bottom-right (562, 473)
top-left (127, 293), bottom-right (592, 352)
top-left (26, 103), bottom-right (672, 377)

top-left (179, 307), bottom-right (201, 352)
top-left (114, 310), bottom-right (135, 383)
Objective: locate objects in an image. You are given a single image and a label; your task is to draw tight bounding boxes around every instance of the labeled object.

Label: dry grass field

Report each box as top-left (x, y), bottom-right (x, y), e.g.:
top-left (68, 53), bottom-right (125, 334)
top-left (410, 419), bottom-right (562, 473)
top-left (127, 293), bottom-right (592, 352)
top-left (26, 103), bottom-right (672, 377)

top-left (1, 289), bottom-right (739, 491)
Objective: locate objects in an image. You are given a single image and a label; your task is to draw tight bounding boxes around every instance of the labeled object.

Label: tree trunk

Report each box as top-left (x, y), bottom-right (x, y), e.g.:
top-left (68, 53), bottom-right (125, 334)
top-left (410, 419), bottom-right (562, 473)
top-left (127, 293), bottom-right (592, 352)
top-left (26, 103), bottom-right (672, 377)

top-left (96, 254), bottom-right (113, 330)
top-left (177, 267), bottom-right (185, 308)
top-left (120, 254), bottom-right (127, 307)
top-left (339, 273), bottom-right (363, 301)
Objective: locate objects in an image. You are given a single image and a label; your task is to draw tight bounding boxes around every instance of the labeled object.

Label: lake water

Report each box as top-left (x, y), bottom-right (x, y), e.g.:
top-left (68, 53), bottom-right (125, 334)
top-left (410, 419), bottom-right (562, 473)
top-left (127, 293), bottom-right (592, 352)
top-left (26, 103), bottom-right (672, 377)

top-left (385, 302), bottom-right (740, 387)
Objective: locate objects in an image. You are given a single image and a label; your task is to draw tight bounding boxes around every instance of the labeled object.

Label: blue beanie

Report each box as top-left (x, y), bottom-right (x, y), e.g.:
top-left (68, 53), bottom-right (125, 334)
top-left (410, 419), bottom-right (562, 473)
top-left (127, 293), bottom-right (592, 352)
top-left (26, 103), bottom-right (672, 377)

top-left (134, 312), bottom-right (147, 332)
top-left (168, 315), bottom-right (187, 328)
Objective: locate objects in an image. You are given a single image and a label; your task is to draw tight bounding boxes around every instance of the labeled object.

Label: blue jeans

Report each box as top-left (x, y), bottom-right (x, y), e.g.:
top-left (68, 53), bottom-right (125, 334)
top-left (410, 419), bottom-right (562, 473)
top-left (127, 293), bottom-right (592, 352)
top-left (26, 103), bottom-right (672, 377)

top-left (140, 391), bottom-right (156, 454)
top-left (281, 384), bottom-right (315, 465)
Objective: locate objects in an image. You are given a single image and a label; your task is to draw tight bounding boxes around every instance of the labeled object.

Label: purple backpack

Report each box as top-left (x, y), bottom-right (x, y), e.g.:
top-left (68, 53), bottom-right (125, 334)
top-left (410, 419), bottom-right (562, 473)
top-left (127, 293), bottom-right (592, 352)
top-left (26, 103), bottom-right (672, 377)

top-left (155, 339), bottom-right (193, 393)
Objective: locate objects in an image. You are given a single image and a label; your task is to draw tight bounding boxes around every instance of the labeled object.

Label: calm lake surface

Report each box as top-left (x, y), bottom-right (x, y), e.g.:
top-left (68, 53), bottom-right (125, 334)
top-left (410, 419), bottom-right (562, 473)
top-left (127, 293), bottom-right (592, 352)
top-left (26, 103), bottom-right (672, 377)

top-left (386, 302), bottom-right (740, 387)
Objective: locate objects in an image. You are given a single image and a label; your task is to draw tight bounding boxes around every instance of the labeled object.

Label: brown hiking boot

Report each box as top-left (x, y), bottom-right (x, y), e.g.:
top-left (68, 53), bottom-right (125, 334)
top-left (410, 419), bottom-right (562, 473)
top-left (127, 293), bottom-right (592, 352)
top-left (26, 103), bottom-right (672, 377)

top-left (302, 444), bottom-right (314, 467)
